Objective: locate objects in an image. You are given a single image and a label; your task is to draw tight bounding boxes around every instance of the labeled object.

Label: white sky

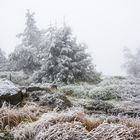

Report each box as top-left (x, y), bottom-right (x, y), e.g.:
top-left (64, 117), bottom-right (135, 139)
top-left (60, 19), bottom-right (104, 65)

top-left (0, 0), bottom-right (140, 76)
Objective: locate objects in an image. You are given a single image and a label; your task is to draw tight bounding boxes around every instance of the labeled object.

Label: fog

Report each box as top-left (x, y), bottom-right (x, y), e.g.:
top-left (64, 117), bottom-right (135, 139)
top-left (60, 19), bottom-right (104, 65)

top-left (0, 0), bottom-right (140, 76)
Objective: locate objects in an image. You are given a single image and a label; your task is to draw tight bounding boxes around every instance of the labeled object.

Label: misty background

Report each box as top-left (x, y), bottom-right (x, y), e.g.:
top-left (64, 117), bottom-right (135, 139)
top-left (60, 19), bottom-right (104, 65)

top-left (0, 0), bottom-right (139, 76)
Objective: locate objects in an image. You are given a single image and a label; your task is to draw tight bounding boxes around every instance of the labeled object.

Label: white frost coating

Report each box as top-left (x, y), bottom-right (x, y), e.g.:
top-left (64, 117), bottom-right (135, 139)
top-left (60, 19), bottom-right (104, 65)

top-left (30, 82), bottom-right (51, 88)
top-left (0, 79), bottom-right (20, 96)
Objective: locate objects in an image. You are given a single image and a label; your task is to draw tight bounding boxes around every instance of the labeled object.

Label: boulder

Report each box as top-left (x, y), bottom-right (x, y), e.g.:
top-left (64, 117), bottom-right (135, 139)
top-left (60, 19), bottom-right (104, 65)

top-left (39, 93), bottom-right (71, 110)
top-left (21, 83), bottom-right (71, 110)
top-left (26, 83), bottom-right (52, 93)
top-left (26, 86), bottom-right (50, 92)
top-left (28, 83), bottom-right (58, 91)
top-left (29, 90), bottom-right (71, 110)
top-left (0, 79), bottom-right (23, 106)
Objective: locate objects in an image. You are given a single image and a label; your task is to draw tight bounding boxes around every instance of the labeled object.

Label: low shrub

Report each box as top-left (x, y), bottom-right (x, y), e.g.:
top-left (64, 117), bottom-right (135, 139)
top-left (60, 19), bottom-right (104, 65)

top-left (82, 100), bottom-right (114, 113)
top-left (61, 77), bottom-right (140, 101)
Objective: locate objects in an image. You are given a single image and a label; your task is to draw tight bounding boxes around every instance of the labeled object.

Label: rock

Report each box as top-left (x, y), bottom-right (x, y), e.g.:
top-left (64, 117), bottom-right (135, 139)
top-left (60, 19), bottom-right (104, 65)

top-left (26, 86), bottom-right (50, 92)
top-left (29, 89), bottom-right (71, 110)
top-left (30, 90), bottom-right (47, 101)
top-left (22, 83), bottom-right (71, 110)
top-left (39, 93), bottom-right (71, 110)
top-left (25, 83), bottom-right (52, 93)
top-left (49, 84), bottom-right (57, 90)
top-left (0, 79), bottom-right (23, 106)
top-left (0, 133), bottom-right (4, 137)
top-left (18, 84), bottom-right (52, 98)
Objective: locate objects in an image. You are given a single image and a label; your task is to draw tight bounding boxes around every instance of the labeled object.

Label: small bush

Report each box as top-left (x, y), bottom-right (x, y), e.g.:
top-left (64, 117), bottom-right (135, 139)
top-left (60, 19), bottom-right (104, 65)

top-left (61, 77), bottom-right (140, 101)
top-left (87, 86), bottom-right (121, 100)
top-left (82, 100), bottom-right (114, 112)
top-left (60, 84), bottom-right (95, 98)
top-left (0, 71), bottom-right (28, 85)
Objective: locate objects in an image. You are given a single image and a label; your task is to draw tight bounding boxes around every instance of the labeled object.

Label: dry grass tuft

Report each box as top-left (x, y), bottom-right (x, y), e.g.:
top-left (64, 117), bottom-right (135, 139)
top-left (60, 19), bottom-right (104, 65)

top-left (119, 117), bottom-right (140, 138)
top-left (90, 123), bottom-right (135, 140)
top-left (9, 108), bottom-right (140, 140)
top-left (10, 108), bottom-right (102, 140)
top-left (106, 116), bottom-right (140, 139)
top-left (0, 102), bottom-right (47, 130)
top-left (35, 122), bottom-right (92, 140)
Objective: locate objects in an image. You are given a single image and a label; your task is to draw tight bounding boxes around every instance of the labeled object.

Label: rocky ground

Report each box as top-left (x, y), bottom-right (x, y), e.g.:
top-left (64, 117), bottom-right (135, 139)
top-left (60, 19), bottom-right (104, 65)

top-left (0, 77), bottom-right (140, 140)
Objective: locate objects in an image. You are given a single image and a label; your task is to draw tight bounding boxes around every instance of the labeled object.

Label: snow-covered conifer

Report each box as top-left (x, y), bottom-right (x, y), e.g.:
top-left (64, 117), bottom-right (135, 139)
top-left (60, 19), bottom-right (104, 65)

top-left (34, 25), bottom-right (101, 84)
top-left (9, 46), bottom-right (40, 74)
top-left (0, 48), bottom-right (7, 71)
top-left (123, 47), bottom-right (140, 78)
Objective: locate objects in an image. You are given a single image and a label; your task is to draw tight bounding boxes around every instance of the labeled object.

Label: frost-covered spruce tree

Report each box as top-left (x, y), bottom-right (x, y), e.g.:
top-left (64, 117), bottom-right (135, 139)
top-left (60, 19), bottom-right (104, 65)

top-left (9, 10), bottom-right (43, 73)
top-left (123, 47), bottom-right (140, 78)
top-left (9, 46), bottom-right (40, 74)
top-left (0, 48), bottom-right (7, 71)
top-left (16, 10), bottom-right (45, 63)
top-left (17, 10), bottom-right (42, 49)
top-left (34, 25), bottom-right (101, 84)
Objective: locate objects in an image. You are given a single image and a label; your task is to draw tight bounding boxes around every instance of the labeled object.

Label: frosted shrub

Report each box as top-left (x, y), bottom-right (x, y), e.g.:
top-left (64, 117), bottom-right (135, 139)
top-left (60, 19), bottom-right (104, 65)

top-left (87, 85), bottom-right (121, 100)
top-left (96, 77), bottom-right (140, 100)
top-left (61, 77), bottom-right (140, 101)
top-left (99, 76), bottom-right (140, 87)
top-left (61, 84), bottom-right (119, 100)
top-left (61, 85), bottom-right (89, 97)
top-left (0, 71), bottom-right (28, 85)
top-left (83, 100), bottom-right (114, 112)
